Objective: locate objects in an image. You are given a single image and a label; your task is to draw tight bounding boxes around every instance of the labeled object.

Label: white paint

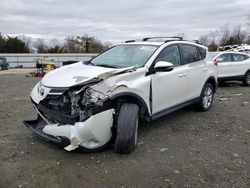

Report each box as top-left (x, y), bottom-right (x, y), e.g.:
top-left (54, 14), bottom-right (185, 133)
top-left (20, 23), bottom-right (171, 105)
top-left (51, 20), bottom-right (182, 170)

top-left (43, 109), bottom-right (114, 150)
top-left (213, 52), bottom-right (250, 78)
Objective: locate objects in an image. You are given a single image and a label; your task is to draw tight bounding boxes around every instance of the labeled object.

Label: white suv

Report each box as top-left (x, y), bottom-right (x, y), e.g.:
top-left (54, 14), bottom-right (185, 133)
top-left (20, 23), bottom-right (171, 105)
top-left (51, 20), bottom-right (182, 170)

top-left (211, 52), bottom-right (250, 86)
top-left (24, 37), bottom-right (218, 154)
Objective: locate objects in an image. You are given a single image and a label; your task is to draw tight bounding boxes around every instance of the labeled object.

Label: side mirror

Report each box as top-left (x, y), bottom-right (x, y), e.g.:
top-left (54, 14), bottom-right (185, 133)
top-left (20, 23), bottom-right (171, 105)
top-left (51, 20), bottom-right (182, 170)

top-left (154, 61), bottom-right (174, 72)
top-left (216, 57), bottom-right (223, 62)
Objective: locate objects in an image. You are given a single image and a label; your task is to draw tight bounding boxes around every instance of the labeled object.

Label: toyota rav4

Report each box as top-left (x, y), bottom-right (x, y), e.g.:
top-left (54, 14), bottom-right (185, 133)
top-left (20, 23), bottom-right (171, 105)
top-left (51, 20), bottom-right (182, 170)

top-left (24, 37), bottom-right (218, 154)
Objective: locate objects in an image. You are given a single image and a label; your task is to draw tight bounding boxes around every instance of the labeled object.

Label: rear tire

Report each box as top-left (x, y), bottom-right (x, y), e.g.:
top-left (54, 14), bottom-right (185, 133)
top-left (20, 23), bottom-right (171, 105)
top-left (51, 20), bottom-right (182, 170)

top-left (243, 72), bottom-right (250, 86)
top-left (197, 83), bottom-right (214, 111)
top-left (115, 103), bottom-right (139, 154)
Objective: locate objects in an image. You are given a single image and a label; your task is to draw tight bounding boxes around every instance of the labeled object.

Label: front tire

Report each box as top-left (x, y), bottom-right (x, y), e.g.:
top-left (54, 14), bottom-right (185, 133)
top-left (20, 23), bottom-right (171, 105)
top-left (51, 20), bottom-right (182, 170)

top-left (197, 83), bottom-right (214, 111)
top-left (243, 72), bottom-right (250, 86)
top-left (115, 103), bottom-right (139, 154)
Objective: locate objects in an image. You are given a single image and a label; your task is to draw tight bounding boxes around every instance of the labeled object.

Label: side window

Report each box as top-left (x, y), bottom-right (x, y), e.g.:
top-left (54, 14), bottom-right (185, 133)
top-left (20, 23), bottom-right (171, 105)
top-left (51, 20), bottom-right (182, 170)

top-left (232, 54), bottom-right (247, 62)
top-left (155, 45), bottom-right (181, 66)
top-left (244, 55), bottom-right (250, 60)
top-left (181, 44), bottom-right (199, 64)
top-left (217, 54), bottom-right (232, 62)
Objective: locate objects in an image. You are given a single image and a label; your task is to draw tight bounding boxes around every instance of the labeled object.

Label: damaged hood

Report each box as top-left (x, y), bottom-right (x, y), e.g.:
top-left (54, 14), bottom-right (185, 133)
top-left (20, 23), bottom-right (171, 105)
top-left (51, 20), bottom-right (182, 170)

top-left (41, 62), bottom-right (134, 88)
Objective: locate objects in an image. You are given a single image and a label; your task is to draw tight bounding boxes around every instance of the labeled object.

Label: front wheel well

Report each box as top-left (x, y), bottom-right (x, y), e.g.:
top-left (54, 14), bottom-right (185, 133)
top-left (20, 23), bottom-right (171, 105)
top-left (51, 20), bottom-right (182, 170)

top-left (110, 94), bottom-right (149, 119)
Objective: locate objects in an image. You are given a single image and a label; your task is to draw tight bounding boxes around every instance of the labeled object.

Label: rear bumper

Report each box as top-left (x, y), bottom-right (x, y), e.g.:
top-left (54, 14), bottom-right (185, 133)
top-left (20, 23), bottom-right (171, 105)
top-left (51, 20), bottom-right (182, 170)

top-left (23, 116), bottom-right (70, 148)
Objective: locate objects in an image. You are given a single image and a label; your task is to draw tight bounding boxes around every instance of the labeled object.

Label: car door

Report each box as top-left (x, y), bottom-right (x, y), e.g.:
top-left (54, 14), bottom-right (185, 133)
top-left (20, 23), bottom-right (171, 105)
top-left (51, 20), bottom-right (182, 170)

top-left (217, 53), bottom-right (233, 78)
top-left (151, 44), bottom-right (188, 114)
top-left (231, 54), bottom-right (248, 76)
top-left (179, 44), bottom-right (207, 100)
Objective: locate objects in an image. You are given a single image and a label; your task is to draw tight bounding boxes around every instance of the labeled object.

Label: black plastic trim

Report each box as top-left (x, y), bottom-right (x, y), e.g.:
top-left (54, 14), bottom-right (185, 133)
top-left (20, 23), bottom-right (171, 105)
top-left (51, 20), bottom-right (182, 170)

top-left (151, 97), bottom-right (200, 120)
top-left (23, 116), bottom-right (70, 147)
top-left (218, 75), bottom-right (244, 82)
top-left (37, 103), bottom-right (78, 124)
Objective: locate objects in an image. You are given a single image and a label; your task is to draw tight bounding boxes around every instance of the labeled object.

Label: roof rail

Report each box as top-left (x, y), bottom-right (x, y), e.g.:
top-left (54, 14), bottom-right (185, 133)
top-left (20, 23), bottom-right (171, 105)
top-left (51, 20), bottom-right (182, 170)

top-left (124, 37), bottom-right (202, 44)
top-left (124, 40), bottom-right (136, 43)
top-left (190, 40), bottom-right (200, 44)
top-left (142, 36), bottom-right (183, 41)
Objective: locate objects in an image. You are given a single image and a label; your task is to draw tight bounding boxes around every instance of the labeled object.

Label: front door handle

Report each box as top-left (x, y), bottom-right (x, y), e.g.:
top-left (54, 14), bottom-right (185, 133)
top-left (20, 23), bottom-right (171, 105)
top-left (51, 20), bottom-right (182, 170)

top-left (202, 68), bottom-right (208, 71)
top-left (178, 73), bottom-right (186, 77)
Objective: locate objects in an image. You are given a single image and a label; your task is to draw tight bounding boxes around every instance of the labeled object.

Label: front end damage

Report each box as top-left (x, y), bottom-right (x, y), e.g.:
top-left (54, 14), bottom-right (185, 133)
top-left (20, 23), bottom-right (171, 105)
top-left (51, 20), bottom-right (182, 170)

top-left (24, 79), bottom-right (116, 151)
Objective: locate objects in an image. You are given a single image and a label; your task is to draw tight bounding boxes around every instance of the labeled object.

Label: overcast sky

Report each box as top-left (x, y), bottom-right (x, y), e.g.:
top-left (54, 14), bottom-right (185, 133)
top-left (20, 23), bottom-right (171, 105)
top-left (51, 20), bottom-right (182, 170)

top-left (0, 0), bottom-right (249, 43)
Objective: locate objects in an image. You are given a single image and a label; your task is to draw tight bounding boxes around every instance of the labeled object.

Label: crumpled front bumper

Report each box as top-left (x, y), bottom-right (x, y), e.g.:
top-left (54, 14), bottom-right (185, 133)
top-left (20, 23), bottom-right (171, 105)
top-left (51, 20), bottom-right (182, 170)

top-left (24, 108), bottom-right (115, 151)
top-left (23, 116), bottom-right (70, 148)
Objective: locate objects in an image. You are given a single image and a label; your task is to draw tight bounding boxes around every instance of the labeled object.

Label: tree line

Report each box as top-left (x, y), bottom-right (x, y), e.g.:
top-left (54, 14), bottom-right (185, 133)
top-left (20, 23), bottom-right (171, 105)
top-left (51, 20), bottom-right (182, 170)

top-left (0, 22), bottom-right (249, 53)
top-left (0, 33), bottom-right (112, 53)
top-left (0, 34), bottom-right (30, 53)
top-left (199, 24), bottom-right (250, 51)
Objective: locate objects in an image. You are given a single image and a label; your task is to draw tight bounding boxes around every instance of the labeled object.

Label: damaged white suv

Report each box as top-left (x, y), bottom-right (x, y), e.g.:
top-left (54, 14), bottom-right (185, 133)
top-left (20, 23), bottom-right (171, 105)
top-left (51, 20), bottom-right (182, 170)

top-left (24, 37), bottom-right (217, 154)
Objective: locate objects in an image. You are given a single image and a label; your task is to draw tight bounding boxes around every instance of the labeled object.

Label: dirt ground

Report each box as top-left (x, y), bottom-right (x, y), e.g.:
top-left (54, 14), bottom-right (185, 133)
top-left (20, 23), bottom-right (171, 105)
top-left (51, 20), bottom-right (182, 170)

top-left (0, 71), bottom-right (250, 188)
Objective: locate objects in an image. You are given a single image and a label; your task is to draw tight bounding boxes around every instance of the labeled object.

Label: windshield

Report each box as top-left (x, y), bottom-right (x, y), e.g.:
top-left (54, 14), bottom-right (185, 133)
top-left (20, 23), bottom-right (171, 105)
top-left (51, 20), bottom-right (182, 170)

top-left (90, 45), bottom-right (158, 68)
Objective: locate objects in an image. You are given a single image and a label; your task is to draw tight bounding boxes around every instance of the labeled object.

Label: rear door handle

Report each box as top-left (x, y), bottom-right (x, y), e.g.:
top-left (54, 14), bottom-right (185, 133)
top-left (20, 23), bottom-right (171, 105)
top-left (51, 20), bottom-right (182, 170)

top-left (202, 68), bottom-right (208, 71)
top-left (178, 73), bottom-right (186, 77)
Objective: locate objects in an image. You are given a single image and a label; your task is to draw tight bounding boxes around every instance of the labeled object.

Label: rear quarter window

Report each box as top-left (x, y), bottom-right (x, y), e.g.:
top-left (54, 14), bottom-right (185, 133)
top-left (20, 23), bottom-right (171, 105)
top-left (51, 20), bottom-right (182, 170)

top-left (180, 44), bottom-right (199, 64)
top-left (198, 47), bottom-right (207, 60)
top-left (243, 55), bottom-right (249, 60)
top-left (232, 54), bottom-right (247, 62)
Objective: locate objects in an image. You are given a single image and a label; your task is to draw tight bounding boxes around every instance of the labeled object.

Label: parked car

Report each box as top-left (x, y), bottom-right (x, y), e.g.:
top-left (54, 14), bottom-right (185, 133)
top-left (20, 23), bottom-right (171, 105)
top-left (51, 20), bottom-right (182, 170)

top-left (217, 44), bottom-right (250, 54)
top-left (24, 37), bottom-right (218, 154)
top-left (211, 52), bottom-right (250, 86)
top-left (0, 56), bottom-right (9, 70)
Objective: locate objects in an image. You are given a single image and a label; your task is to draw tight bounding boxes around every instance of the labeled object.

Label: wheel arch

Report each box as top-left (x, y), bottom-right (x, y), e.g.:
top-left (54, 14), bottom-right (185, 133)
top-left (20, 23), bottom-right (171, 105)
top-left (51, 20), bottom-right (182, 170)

top-left (244, 69), bottom-right (250, 75)
top-left (110, 92), bottom-right (150, 120)
top-left (204, 76), bottom-right (217, 93)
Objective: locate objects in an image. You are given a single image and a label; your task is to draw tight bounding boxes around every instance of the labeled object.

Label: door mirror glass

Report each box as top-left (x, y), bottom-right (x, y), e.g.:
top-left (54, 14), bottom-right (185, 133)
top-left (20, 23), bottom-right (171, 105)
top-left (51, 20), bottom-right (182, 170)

top-left (154, 61), bottom-right (174, 72)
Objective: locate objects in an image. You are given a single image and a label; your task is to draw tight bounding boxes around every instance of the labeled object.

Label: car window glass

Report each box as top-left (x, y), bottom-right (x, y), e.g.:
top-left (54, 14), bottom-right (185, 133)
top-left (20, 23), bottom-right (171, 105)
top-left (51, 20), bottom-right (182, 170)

top-left (181, 44), bottom-right (199, 64)
top-left (155, 45), bottom-right (181, 66)
top-left (199, 47), bottom-right (207, 60)
top-left (217, 54), bottom-right (232, 62)
top-left (91, 45), bottom-right (158, 68)
top-left (232, 54), bottom-right (246, 62)
top-left (244, 55), bottom-right (250, 60)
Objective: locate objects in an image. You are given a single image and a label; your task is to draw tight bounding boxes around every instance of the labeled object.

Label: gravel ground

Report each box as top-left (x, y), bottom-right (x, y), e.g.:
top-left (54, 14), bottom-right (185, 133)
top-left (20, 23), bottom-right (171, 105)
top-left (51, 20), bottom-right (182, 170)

top-left (0, 72), bottom-right (250, 188)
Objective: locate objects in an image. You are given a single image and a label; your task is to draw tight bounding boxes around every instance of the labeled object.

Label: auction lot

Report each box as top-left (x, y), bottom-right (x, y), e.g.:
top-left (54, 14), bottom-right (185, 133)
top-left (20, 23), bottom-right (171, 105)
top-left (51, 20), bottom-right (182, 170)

top-left (0, 70), bottom-right (250, 188)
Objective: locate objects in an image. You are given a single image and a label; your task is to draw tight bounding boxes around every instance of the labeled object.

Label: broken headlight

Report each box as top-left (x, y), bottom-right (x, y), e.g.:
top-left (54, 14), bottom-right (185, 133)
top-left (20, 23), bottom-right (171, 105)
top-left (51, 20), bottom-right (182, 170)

top-left (82, 88), bottom-right (107, 107)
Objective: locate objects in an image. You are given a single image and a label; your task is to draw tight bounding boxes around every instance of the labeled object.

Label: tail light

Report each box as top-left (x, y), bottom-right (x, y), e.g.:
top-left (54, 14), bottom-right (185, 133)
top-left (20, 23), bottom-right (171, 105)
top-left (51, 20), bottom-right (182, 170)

top-left (213, 60), bottom-right (218, 66)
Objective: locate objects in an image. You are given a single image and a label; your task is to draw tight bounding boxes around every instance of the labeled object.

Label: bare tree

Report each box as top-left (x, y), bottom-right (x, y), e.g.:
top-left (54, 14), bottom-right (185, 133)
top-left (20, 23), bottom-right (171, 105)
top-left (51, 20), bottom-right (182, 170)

top-left (34, 38), bottom-right (47, 53)
top-left (76, 34), bottom-right (95, 53)
top-left (199, 34), bottom-right (209, 46)
top-left (230, 25), bottom-right (246, 44)
top-left (64, 36), bottom-right (82, 53)
top-left (20, 35), bottom-right (32, 51)
top-left (219, 24), bottom-right (231, 46)
top-left (49, 38), bottom-right (60, 48)
top-left (63, 34), bottom-right (111, 53)
top-left (208, 31), bottom-right (219, 51)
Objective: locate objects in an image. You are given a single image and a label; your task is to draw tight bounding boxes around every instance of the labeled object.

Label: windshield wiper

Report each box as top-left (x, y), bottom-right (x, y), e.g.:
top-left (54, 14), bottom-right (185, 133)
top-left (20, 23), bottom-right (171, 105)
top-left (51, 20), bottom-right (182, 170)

top-left (94, 64), bottom-right (118, 68)
top-left (84, 60), bottom-right (95, 66)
